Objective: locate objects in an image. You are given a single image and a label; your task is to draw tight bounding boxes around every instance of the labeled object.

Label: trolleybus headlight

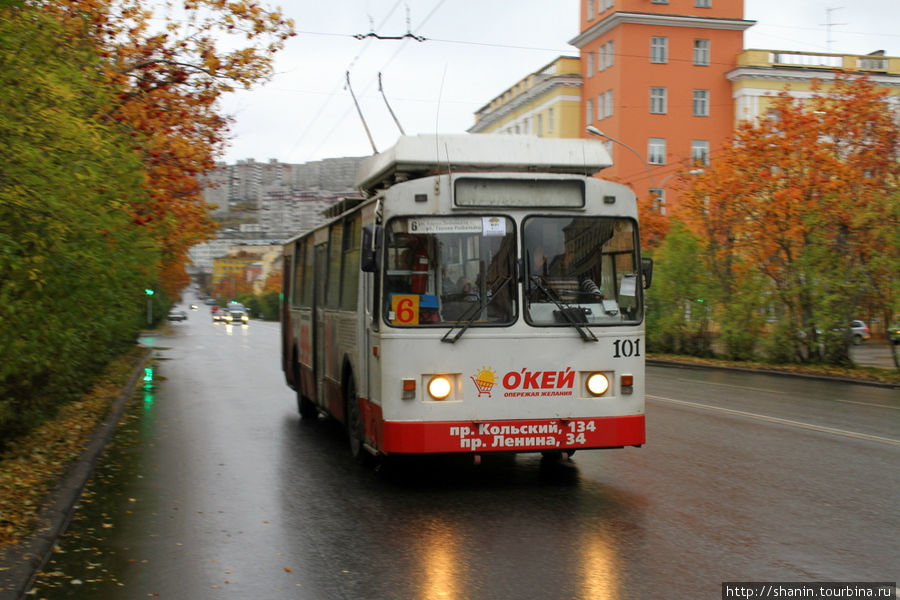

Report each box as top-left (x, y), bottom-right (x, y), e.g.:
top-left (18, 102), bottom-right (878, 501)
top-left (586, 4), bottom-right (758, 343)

top-left (427, 376), bottom-right (452, 400)
top-left (586, 373), bottom-right (610, 396)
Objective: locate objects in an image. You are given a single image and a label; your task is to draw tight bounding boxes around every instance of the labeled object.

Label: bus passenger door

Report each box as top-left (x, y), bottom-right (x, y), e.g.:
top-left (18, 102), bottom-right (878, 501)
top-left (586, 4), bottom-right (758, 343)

top-left (313, 242), bottom-right (328, 406)
top-left (364, 257), bottom-right (381, 421)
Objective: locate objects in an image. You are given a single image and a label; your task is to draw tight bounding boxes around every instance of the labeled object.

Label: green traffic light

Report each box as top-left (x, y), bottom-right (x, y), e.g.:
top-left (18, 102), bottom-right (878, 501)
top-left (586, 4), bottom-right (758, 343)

top-left (145, 288), bottom-right (155, 296)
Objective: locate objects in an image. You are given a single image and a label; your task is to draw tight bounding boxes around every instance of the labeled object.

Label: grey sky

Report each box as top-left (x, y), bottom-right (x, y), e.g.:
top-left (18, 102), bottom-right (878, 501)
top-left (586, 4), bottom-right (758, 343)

top-left (218, 0), bottom-right (900, 165)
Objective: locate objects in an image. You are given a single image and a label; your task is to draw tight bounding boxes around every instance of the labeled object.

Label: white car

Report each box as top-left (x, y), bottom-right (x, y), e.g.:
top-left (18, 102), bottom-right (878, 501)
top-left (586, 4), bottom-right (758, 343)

top-left (850, 320), bottom-right (871, 345)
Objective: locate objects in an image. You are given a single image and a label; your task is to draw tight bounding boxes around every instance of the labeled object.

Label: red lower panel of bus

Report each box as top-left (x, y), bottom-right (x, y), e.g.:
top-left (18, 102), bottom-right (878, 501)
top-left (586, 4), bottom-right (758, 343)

top-left (374, 412), bottom-right (644, 454)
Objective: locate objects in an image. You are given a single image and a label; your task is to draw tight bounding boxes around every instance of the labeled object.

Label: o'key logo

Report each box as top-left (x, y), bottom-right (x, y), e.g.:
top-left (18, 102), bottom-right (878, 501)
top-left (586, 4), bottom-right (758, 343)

top-left (470, 366), bottom-right (498, 397)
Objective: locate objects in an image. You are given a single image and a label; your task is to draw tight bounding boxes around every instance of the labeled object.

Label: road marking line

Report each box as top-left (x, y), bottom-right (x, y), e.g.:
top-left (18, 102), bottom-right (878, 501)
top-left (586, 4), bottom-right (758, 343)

top-left (662, 377), bottom-right (899, 410)
top-left (648, 395), bottom-right (900, 447)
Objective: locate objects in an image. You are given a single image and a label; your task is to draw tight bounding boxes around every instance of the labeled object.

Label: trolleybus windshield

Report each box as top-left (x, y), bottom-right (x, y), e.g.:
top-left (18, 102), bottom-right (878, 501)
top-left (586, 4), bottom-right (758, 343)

top-left (383, 216), bottom-right (517, 327)
top-left (523, 216), bottom-right (641, 325)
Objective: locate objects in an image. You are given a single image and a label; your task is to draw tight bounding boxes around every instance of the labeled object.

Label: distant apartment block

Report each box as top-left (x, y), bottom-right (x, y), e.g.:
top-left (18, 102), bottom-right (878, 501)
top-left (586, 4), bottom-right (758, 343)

top-left (201, 156), bottom-right (362, 213)
top-left (192, 156), bottom-right (364, 277)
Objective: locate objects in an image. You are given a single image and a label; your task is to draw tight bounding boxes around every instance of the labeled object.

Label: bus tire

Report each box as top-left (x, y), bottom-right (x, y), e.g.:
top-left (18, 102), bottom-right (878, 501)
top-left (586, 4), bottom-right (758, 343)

top-left (345, 375), bottom-right (372, 465)
top-left (297, 391), bottom-right (317, 419)
top-left (294, 360), bottom-right (317, 419)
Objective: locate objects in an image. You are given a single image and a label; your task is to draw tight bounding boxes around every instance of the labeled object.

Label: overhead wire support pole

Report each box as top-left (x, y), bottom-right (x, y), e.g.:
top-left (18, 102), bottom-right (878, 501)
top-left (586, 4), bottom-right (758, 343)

top-left (378, 72), bottom-right (406, 135)
top-left (345, 71), bottom-right (378, 154)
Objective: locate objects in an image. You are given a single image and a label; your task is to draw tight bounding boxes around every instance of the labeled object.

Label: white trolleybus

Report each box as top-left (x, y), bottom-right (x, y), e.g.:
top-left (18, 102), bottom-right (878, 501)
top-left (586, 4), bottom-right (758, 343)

top-left (281, 134), bottom-right (652, 462)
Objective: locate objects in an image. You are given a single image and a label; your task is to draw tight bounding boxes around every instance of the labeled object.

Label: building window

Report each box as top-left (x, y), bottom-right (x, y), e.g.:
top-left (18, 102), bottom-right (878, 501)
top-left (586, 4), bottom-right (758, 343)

top-left (548, 108), bottom-right (554, 133)
top-left (695, 0), bottom-right (711, 7)
top-left (537, 114), bottom-right (543, 137)
top-left (586, 99), bottom-right (594, 125)
top-left (650, 87), bottom-right (667, 114)
top-left (600, 0), bottom-right (613, 11)
top-left (693, 89), bottom-right (710, 117)
top-left (598, 40), bottom-right (615, 71)
top-left (693, 39), bottom-right (710, 66)
top-left (587, 52), bottom-right (594, 75)
top-left (650, 37), bottom-right (668, 64)
top-left (648, 138), bottom-right (666, 165)
top-left (692, 140), bottom-right (709, 165)
top-left (587, 0), bottom-right (594, 19)
top-left (597, 92), bottom-right (613, 121)
top-left (651, 0), bottom-right (668, 3)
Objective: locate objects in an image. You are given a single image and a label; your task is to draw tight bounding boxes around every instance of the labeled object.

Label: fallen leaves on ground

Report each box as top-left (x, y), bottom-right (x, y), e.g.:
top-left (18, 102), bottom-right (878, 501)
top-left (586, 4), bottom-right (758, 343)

top-left (0, 347), bottom-right (147, 547)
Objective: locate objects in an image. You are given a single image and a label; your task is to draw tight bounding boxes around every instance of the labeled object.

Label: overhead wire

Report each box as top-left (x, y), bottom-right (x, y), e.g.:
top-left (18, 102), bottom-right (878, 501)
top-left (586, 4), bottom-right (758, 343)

top-left (302, 0), bottom-right (448, 161)
top-left (284, 1), bottom-right (404, 161)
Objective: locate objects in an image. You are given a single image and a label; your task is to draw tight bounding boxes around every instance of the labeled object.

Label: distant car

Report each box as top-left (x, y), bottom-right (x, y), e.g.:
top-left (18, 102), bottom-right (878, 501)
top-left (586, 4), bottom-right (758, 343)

top-left (799, 320), bottom-right (872, 345)
top-left (850, 319), bottom-right (871, 345)
top-left (223, 308), bottom-right (249, 325)
top-left (888, 322), bottom-right (899, 345)
top-left (210, 306), bottom-right (225, 322)
top-left (204, 298), bottom-right (217, 305)
top-left (167, 309), bottom-right (188, 322)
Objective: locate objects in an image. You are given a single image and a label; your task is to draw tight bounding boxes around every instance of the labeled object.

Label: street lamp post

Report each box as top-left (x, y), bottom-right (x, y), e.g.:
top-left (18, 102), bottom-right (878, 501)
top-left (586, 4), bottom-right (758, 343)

top-left (586, 126), bottom-right (657, 190)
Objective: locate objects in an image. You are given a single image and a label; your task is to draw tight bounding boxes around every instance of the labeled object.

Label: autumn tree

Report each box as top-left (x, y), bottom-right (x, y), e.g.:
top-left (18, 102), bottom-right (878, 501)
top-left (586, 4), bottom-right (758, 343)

top-left (213, 272), bottom-right (255, 301)
top-left (0, 8), bottom-right (157, 442)
top-left (675, 74), bottom-right (900, 364)
top-left (40, 0), bottom-right (295, 297)
top-left (0, 0), bottom-right (294, 443)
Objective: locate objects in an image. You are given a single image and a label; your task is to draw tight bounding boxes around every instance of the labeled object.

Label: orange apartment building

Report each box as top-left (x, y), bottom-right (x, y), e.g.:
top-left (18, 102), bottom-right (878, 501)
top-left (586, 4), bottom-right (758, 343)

top-left (570, 0), bottom-right (754, 209)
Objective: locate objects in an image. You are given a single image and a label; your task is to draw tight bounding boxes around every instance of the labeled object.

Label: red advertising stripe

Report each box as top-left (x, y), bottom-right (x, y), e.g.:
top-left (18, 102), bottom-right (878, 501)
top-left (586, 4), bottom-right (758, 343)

top-left (380, 415), bottom-right (644, 454)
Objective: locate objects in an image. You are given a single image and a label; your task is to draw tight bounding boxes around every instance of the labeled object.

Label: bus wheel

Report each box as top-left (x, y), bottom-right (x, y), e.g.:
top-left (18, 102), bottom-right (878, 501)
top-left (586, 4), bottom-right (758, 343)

top-left (345, 376), bottom-right (371, 464)
top-left (297, 391), bottom-right (317, 419)
top-left (294, 364), bottom-right (317, 419)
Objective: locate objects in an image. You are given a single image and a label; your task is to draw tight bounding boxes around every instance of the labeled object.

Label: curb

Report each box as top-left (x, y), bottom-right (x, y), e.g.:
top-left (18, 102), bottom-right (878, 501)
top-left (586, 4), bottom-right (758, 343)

top-left (0, 346), bottom-right (154, 600)
top-left (647, 358), bottom-right (900, 389)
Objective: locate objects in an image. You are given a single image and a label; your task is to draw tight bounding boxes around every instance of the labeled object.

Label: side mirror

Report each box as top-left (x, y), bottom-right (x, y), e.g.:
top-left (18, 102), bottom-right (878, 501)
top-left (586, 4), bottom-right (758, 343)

top-left (641, 257), bottom-right (653, 289)
top-left (361, 224), bottom-right (383, 272)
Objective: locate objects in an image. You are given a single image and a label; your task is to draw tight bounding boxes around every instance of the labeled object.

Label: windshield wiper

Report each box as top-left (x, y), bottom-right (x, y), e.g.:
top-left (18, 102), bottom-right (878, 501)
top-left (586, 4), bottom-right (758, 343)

top-left (529, 276), bottom-right (598, 342)
top-left (441, 275), bottom-right (514, 344)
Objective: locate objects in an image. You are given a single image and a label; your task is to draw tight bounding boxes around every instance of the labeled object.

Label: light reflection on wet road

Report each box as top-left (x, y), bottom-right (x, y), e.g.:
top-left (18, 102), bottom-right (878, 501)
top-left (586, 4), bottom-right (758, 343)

top-left (26, 308), bottom-right (899, 599)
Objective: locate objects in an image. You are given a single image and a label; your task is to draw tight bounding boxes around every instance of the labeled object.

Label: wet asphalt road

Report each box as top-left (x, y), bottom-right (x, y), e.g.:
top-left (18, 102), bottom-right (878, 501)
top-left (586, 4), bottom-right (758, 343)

top-left (26, 306), bottom-right (899, 599)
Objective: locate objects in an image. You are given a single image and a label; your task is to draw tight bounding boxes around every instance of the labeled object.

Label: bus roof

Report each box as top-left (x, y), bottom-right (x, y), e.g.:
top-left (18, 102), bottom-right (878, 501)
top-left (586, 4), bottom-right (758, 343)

top-left (355, 134), bottom-right (613, 195)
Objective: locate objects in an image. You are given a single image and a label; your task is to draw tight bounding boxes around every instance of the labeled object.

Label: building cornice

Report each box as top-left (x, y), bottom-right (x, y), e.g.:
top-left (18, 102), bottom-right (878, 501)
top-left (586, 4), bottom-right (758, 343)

top-left (727, 66), bottom-right (900, 89)
top-left (470, 75), bottom-right (583, 132)
top-left (569, 11), bottom-right (755, 48)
